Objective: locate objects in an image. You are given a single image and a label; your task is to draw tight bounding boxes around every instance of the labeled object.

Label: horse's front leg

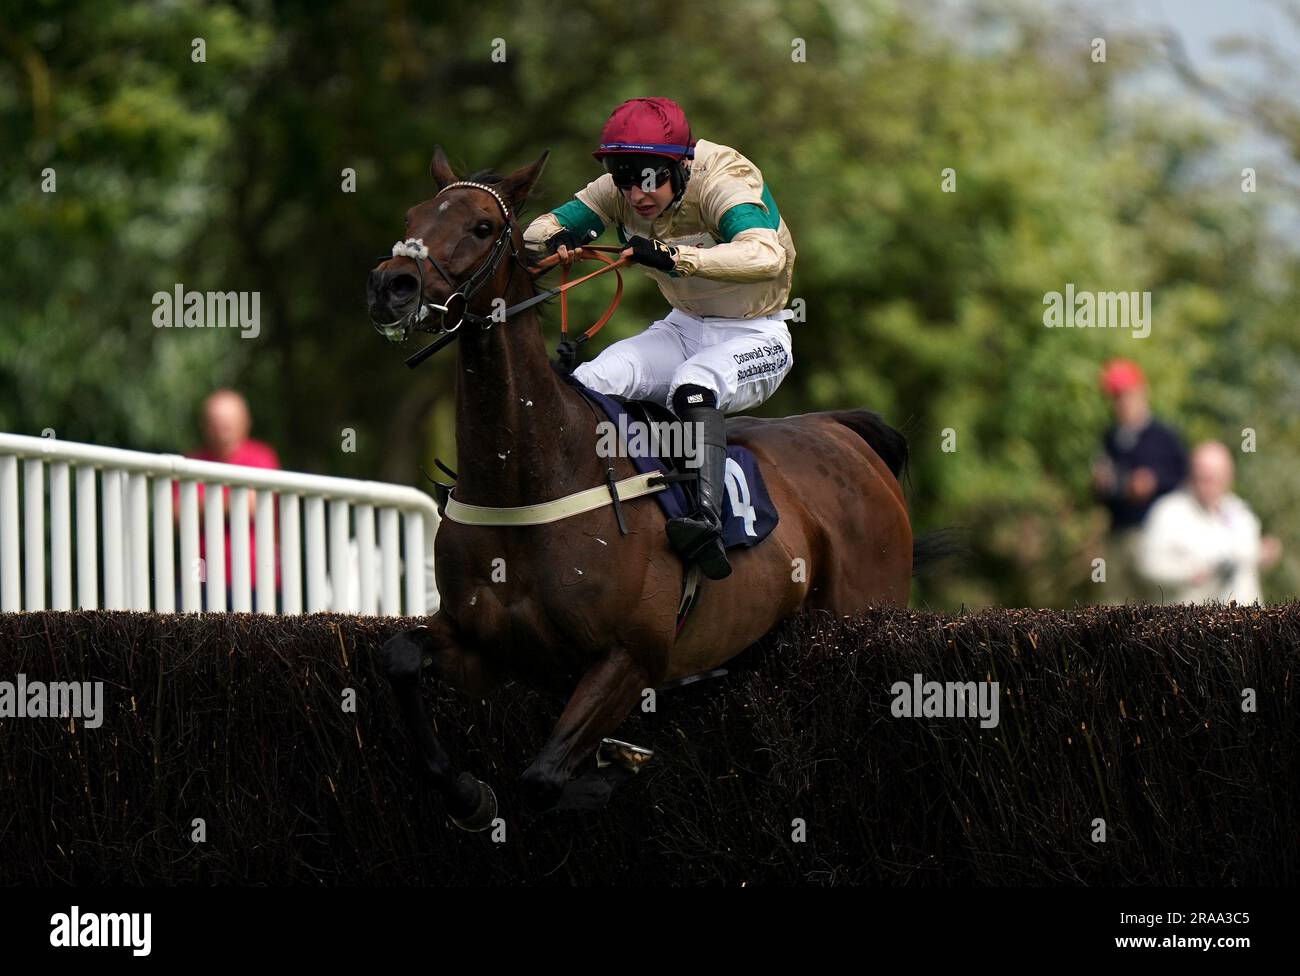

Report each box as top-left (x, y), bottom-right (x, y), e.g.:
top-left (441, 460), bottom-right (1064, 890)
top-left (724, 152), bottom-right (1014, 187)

top-left (377, 612), bottom-right (500, 831)
top-left (519, 648), bottom-right (649, 812)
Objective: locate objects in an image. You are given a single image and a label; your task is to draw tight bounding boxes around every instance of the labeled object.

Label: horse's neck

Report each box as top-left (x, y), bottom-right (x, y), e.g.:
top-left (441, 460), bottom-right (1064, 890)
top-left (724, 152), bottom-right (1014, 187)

top-left (452, 308), bottom-right (598, 506)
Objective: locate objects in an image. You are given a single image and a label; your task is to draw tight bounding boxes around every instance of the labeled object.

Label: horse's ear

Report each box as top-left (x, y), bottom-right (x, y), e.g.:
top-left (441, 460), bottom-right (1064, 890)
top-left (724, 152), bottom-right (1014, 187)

top-left (498, 149), bottom-right (550, 213)
top-left (429, 146), bottom-right (459, 189)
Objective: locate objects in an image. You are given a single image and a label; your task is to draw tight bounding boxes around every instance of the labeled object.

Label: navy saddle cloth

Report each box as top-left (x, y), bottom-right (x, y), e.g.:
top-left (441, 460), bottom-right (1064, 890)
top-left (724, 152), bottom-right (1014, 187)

top-left (564, 374), bottom-right (779, 550)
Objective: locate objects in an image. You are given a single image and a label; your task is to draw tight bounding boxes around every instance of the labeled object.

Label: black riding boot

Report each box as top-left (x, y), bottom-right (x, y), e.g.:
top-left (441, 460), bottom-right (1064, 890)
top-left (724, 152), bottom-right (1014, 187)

top-left (666, 391), bottom-right (732, 580)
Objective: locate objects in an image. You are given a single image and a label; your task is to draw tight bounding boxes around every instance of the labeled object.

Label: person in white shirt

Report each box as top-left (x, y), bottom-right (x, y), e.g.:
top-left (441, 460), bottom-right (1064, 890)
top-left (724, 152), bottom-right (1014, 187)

top-left (1136, 441), bottom-right (1282, 604)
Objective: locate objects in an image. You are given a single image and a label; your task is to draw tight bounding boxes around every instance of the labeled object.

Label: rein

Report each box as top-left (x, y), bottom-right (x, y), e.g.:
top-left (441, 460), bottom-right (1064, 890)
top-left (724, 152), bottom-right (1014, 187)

top-left (373, 180), bottom-right (629, 370)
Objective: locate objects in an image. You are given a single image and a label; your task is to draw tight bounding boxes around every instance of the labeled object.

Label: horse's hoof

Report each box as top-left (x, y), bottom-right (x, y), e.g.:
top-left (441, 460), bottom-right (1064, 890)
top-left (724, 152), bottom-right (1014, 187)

top-left (449, 776), bottom-right (497, 832)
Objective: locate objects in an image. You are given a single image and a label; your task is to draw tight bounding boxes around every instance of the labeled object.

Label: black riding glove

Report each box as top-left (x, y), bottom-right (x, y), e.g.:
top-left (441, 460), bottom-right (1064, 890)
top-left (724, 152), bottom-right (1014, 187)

top-left (545, 227), bottom-right (597, 254)
top-left (625, 235), bottom-right (678, 273)
top-left (555, 337), bottom-right (581, 374)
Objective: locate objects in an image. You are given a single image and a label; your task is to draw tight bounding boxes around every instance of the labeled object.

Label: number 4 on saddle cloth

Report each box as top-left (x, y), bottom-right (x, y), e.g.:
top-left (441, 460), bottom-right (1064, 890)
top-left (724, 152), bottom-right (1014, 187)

top-left (559, 372), bottom-right (780, 550)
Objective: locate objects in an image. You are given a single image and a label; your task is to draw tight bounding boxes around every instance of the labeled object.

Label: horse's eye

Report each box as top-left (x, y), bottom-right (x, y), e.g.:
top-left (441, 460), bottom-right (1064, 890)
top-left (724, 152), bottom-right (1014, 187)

top-left (474, 221), bottom-right (493, 239)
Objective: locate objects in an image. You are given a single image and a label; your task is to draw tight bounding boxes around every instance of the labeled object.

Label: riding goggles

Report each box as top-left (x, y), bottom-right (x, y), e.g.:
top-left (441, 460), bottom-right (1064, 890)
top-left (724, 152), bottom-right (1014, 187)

top-left (603, 154), bottom-right (675, 191)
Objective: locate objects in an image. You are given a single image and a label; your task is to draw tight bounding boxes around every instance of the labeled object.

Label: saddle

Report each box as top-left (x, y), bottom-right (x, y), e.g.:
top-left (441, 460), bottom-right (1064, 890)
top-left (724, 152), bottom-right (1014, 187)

top-left (570, 378), bottom-right (779, 551)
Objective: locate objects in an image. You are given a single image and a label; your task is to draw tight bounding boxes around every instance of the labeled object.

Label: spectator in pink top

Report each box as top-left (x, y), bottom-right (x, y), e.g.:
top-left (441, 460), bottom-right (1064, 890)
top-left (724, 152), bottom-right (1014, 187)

top-left (178, 390), bottom-right (281, 602)
top-left (191, 389), bottom-right (280, 472)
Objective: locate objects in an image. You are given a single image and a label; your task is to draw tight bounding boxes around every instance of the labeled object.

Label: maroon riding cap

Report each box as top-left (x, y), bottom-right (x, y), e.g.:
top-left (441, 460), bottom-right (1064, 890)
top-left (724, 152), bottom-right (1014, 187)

top-left (592, 97), bottom-right (695, 161)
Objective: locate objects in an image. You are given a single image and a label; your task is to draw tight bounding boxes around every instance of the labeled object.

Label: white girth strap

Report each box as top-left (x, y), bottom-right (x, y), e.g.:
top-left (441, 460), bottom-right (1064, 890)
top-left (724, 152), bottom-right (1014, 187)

top-left (442, 471), bottom-right (668, 527)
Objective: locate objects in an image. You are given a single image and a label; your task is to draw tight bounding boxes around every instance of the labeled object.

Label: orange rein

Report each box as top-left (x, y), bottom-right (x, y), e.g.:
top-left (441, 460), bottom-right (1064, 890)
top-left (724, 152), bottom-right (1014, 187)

top-left (529, 245), bottom-right (631, 343)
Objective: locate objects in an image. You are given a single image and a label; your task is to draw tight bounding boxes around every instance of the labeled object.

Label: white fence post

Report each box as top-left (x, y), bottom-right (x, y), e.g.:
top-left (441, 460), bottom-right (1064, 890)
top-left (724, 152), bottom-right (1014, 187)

top-left (403, 511), bottom-right (425, 616)
top-left (126, 472), bottom-right (148, 611)
top-left (1, 455), bottom-right (20, 612)
top-left (204, 481), bottom-right (226, 612)
top-left (380, 508), bottom-right (400, 616)
top-left (178, 480), bottom-right (201, 612)
top-left (356, 504), bottom-right (376, 616)
top-left (102, 469), bottom-right (124, 610)
top-left (152, 476), bottom-right (175, 612)
top-left (50, 461), bottom-right (72, 610)
top-left (279, 493), bottom-right (302, 615)
top-left (255, 489), bottom-right (276, 614)
top-left (75, 465), bottom-right (97, 610)
top-left (305, 495), bottom-right (327, 613)
top-left (23, 460), bottom-right (45, 611)
top-left (229, 487), bottom-right (252, 612)
top-left (329, 498), bottom-right (351, 613)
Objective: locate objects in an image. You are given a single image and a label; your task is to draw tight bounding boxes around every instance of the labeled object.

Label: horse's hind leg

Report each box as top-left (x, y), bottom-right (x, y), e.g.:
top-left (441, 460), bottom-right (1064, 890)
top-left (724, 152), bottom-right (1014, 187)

top-left (519, 648), bottom-right (649, 813)
top-left (378, 613), bottom-right (500, 831)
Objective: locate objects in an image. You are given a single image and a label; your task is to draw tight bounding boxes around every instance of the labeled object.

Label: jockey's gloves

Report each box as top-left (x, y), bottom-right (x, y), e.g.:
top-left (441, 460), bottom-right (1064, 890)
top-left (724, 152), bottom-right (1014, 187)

top-left (625, 235), bottom-right (678, 273)
top-left (546, 227), bottom-right (598, 254)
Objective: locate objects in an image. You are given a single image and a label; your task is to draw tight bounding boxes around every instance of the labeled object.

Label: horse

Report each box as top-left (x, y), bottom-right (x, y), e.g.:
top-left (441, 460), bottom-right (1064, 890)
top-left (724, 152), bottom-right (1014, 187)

top-left (365, 146), bottom-right (915, 826)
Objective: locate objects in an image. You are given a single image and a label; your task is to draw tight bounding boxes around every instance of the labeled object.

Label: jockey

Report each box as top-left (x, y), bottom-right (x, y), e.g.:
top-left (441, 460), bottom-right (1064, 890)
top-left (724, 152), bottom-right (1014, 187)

top-left (524, 96), bottom-right (797, 581)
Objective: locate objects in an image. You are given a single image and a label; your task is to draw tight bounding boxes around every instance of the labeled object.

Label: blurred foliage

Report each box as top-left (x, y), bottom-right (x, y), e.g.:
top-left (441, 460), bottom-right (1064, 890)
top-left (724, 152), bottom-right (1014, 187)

top-left (2, 0), bottom-right (1298, 607)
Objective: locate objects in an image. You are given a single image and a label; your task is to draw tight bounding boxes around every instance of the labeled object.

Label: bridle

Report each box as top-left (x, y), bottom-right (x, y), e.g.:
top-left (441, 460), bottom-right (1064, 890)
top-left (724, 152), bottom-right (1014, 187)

top-left (372, 179), bottom-right (630, 370)
top-left (371, 181), bottom-right (524, 361)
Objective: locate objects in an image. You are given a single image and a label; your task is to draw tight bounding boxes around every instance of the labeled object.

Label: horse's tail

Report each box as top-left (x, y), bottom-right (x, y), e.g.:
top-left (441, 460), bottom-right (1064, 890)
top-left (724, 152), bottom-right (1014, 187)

top-left (830, 409), bottom-right (908, 479)
top-left (912, 528), bottom-right (967, 578)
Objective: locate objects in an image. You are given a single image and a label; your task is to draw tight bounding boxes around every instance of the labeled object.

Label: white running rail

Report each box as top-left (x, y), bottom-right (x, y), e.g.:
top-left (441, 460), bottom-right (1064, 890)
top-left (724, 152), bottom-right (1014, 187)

top-left (0, 432), bottom-right (440, 616)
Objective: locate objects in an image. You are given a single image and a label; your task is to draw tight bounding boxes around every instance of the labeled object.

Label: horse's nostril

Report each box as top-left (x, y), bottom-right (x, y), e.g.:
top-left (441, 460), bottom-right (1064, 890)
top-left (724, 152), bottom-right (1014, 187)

top-left (388, 273), bottom-right (418, 303)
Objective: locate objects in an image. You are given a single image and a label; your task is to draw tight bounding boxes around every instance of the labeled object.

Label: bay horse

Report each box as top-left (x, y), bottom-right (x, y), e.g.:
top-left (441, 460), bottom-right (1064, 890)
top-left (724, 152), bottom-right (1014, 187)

top-left (366, 147), bottom-right (914, 826)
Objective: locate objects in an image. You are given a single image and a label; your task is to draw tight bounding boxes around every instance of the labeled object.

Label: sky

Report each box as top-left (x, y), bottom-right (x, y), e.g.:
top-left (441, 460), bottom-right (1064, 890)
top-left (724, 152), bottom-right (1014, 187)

top-left (972, 0), bottom-right (1300, 238)
top-left (1117, 0), bottom-right (1298, 65)
top-left (1098, 0), bottom-right (1300, 232)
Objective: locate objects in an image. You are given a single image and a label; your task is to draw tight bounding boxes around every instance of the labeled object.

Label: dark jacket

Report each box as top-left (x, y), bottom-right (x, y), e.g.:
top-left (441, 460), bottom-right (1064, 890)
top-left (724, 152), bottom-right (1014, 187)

top-left (1098, 420), bottom-right (1187, 531)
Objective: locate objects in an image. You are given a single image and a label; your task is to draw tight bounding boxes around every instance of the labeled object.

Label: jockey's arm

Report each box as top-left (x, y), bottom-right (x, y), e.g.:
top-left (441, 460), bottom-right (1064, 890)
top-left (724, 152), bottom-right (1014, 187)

top-left (672, 222), bottom-right (785, 282)
top-left (673, 154), bottom-right (789, 282)
top-left (523, 183), bottom-right (613, 253)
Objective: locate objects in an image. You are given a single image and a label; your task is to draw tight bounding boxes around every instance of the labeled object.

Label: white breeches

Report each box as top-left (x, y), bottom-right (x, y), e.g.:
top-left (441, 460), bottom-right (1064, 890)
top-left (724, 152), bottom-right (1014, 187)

top-left (573, 307), bottom-right (794, 414)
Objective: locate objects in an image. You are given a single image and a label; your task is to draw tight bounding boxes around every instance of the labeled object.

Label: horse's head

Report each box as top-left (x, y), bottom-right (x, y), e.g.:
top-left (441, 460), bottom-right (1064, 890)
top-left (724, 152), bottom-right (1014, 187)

top-left (367, 146), bottom-right (549, 341)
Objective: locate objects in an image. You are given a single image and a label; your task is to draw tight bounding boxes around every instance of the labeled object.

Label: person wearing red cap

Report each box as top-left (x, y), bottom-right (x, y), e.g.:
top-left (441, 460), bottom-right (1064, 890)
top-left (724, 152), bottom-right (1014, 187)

top-left (1092, 359), bottom-right (1187, 599)
top-left (524, 97), bottom-right (798, 581)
